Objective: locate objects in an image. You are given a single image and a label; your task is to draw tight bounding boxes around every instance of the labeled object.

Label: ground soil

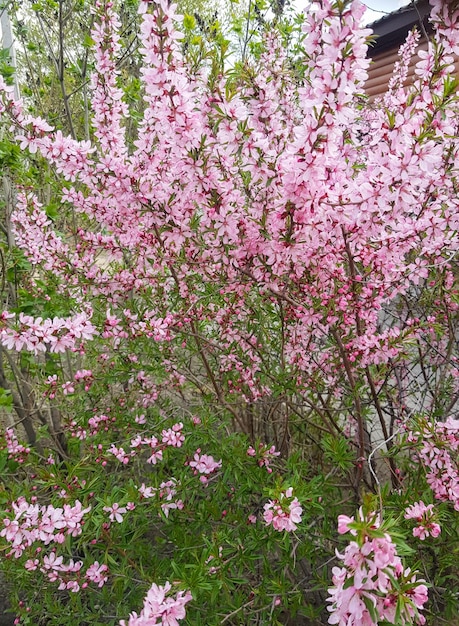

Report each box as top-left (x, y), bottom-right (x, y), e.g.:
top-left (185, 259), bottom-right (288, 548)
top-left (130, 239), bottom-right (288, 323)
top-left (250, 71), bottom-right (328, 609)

top-left (0, 579), bottom-right (14, 626)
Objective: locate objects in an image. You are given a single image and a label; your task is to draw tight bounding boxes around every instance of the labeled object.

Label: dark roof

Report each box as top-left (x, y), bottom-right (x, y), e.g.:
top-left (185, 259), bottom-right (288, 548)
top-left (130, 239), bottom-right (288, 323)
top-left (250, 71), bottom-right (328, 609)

top-left (367, 0), bottom-right (432, 57)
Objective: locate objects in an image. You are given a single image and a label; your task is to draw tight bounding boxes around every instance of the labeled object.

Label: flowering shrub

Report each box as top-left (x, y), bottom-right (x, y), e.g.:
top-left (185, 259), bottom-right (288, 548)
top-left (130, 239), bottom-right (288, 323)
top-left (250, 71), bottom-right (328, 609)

top-left (120, 581), bottom-right (192, 626)
top-left (328, 510), bottom-right (428, 625)
top-left (407, 417), bottom-right (459, 511)
top-left (404, 502), bottom-right (441, 541)
top-left (0, 0), bottom-right (458, 623)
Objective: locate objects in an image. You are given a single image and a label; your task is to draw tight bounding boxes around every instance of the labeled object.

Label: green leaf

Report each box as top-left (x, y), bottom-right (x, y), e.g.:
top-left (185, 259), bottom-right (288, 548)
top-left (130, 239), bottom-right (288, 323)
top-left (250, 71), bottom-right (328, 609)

top-left (183, 14), bottom-right (196, 30)
top-left (83, 34), bottom-right (95, 48)
top-left (44, 202), bottom-right (59, 220)
top-left (362, 594), bottom-right (379, 623)
top-left (0, 388), bottom-right (13, 409)
top-left (0, 451), bottom-right (7, 474)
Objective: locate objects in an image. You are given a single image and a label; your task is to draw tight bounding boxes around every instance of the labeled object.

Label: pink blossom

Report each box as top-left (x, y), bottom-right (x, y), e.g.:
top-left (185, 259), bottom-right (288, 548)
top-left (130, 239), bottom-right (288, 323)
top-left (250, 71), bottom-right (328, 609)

top-left (138, 483), bottom-right (155, 499)
top-left (337, 515), bottom-right (355, 535)
top-left (404, 500), bottom-right (441, 541)
top-left (86, 561), bottom-right (109, 587)
top-left (189, 451), bottom-right (222, 475)
top-left (1, 498), bottom-right (90, 558)
top-left (405, 501), bottom-right (442, 541)
top-left (103, 503), bottom-right (127, 524)
top-left (62, 381), bottom-right (75, 395)
top-left (263, 488), bottom-right (302, 532)
top-left (120, 581), bottom-right (192, 626)
top-left (247, 442), bottom-right (280, 473)
top-left (327, 510), bottom-right (428, 625)
top-left (162, 422), bottom-right (185, 447)
top-left (108, 444), bottom-right (133, 464)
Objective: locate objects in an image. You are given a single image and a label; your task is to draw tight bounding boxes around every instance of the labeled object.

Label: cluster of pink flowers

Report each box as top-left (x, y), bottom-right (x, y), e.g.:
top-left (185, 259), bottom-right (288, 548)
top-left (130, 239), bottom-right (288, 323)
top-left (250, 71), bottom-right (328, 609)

top-left (0, 496), bottom-right (106, 593)
top-left (70, 413), bottom-right (114, 441)
top-left (142, 436), bottom-right (164, 465)
top-left (408, 417), bottom-right (459, 511)
top-left (103, 310), bottom-right (174, 348)
top-left (1, 497), bottom-right (90, 558)
top-left (44, 374), bottom-right (58, 399)
top-left (385, 27), bottom-right (420, 105)
top-left (263, 487), bottom-right (302, 532)
top-left (25, 553), bottom-right (108, 593)
top-left (120, 580), bottom-right (192, 626)
top-left (136, 312), bottom-right (174, 343)
top-left (11, 194), bottom-right (70, 271)
top-left (162, 422), bottom-right (185, 447)
top-left (45, 371), bottom-right (93, 401)
top-left (3, 428), bottom-right (30, 462)
top-left (106, 422), bottom-right (186, 466)
top-left (404, 501), bottom-right (441, 540)
top-left (139, 479), bottom-right (184, 518)
top-left (108, 444), bottom-right (135, 465)
top-left (126, 370), bottom-right (160, 408)
top-left (189, 449), bottom-right (222, 482)
top-left (156, 480), bottom-right (184, 518)
top-left (90, 0), bottom-right (127, 157)
top-left (103, 310), bottom-right (129, 348)
top-left (327, 510), bottom-right (428, 625)
top-left (87, 413), bottom-right (111, 435)
top-left (74, 368), bottom-right (94, 391)
top-left (62, 381), bottom-right (75, 395)
top-left (247, 443), bottom-right (280, 473)
top-left (0, 310), bottom-right (96, 355)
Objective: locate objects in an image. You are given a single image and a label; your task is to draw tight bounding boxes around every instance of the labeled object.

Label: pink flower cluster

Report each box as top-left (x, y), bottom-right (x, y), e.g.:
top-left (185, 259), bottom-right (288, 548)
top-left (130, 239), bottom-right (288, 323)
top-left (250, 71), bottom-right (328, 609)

top-left (0, 496), bottom-right (105, 592)
top-left (108, 444), bottom-right (135, 464)
top-left (189, 449), bottom-right (222, 483)
top-left (156, 480), bottom-right (184, 518)
top-left (247, 442), bottom-right (280, 473)
top-left (327, 510), bottom-right (428, 625)
top-left (162, 422), bottom-right (185, 447)
top-left (25, 553), bottom-right (108, 593)
top-left (408, 417), bottom-right (459, 511)
top-left (3, 428), bottom-right (30, 462)
top-left (90, 0), bottom-right (127, 157)
top-left (404, 501), bottom-right (441, 540)
top-left (120, 580), bottom-right (192, 626)
top-left (74, 368), bottom-right (94, 391)
top-left (139, 479), bottom-right (184, 518)
top-left (263, 487), bottom-right (302, 532)
top-left (103, 310), bottom-right (173, 348)
top-left (0, 310), bottom-right (96, 355)
top-left (1, 497), bottom-right (90, 558)
top-left (11, 194), bottom-right (69, 271)
top-left (70, 412), bottom-right (114, 441)
top-left (106, 423), bottom-right (186, 466)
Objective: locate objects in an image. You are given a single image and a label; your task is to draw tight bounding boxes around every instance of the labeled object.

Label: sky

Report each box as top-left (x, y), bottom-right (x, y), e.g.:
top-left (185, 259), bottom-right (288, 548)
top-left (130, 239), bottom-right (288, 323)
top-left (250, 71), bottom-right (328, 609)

top-left (289, 1), bottom-right (413, 26)
top-left (362, 0), bottom-right (411, 25)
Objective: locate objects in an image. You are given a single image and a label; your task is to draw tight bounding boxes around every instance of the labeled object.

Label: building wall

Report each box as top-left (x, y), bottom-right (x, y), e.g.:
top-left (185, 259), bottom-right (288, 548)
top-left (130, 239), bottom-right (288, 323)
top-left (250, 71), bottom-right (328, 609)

top-left (366, 37), bottom-right (459, 101)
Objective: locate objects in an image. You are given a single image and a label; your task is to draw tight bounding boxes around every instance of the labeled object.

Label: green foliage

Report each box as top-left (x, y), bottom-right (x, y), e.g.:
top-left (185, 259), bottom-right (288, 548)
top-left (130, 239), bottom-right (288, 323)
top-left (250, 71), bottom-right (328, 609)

top-left (0, 139), bottom-right (21, 170)
top-left (0, 49), bottom-right (16, 85)
top-left (0, 387), bottom-right (12, 409)
top-left (0, 403), bottom-right (334, 624)
top-left (322, 433), bottom-right (355, 472)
